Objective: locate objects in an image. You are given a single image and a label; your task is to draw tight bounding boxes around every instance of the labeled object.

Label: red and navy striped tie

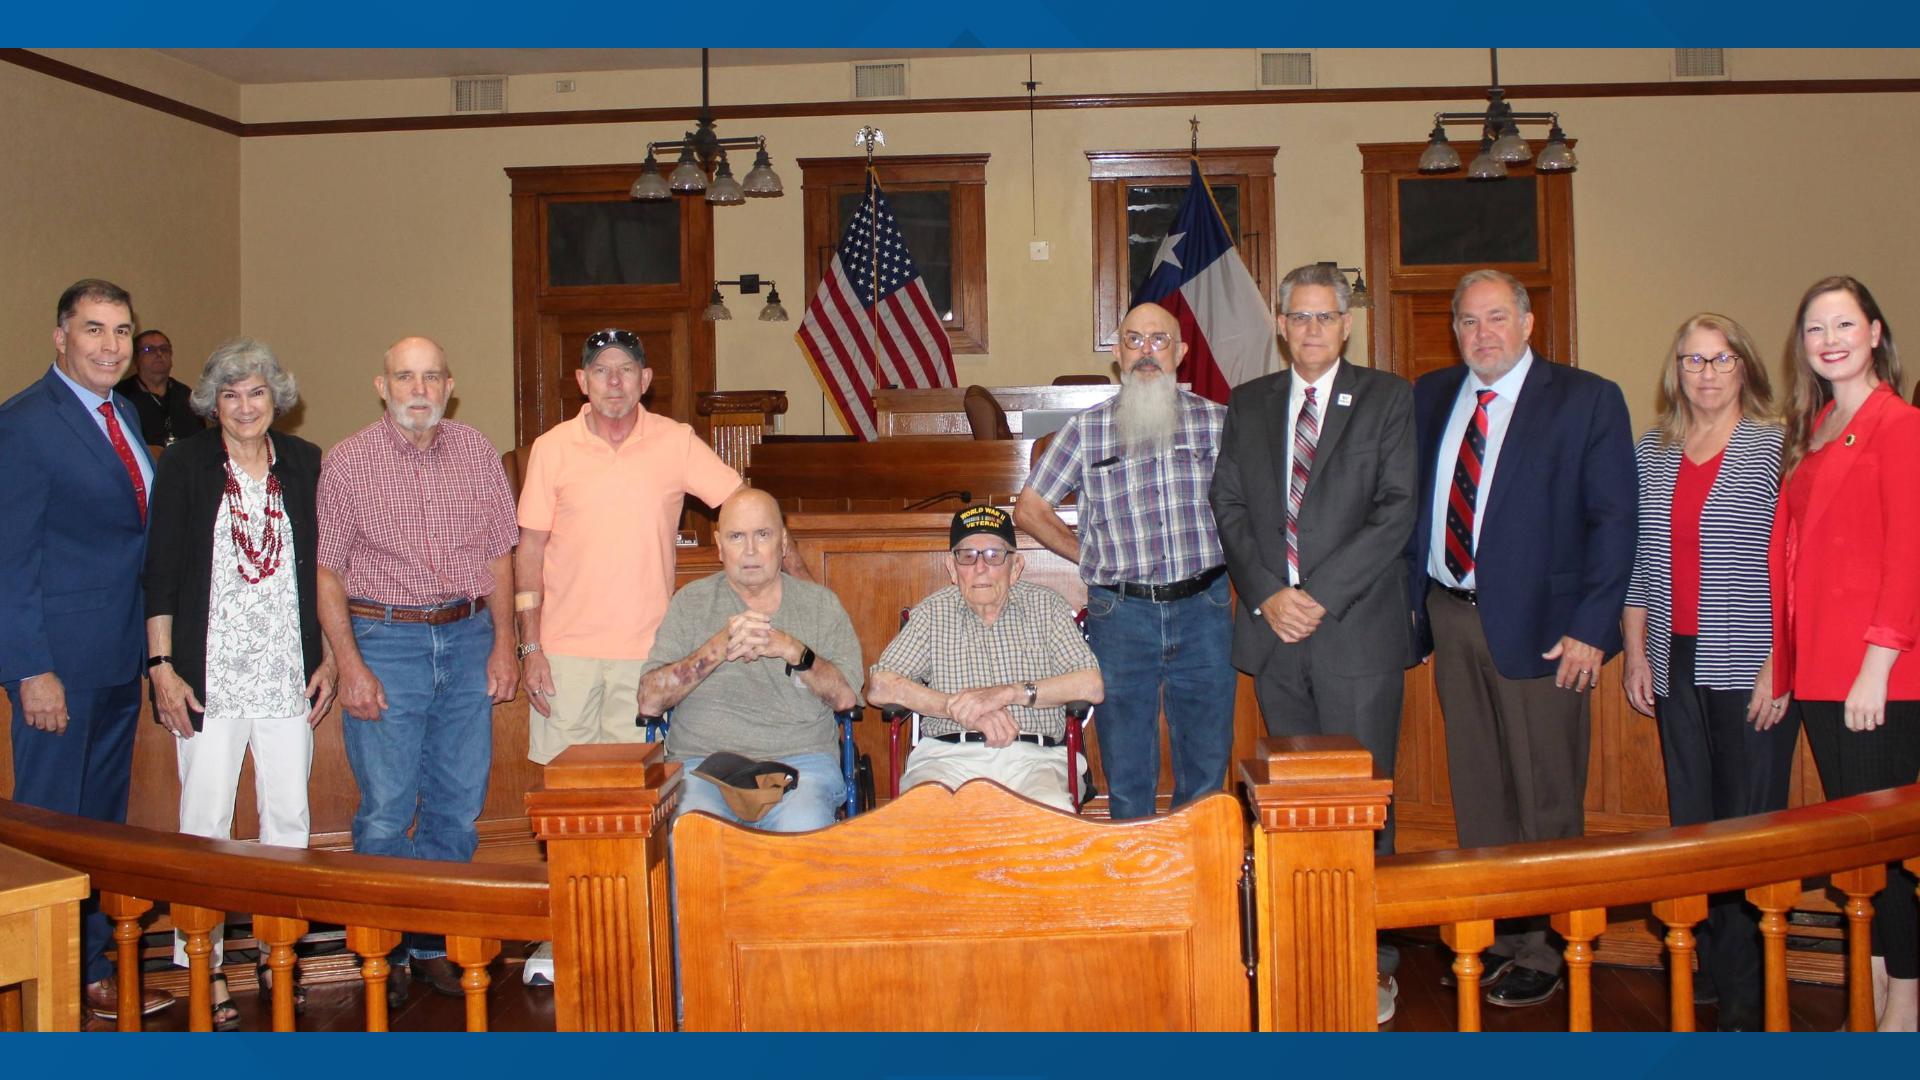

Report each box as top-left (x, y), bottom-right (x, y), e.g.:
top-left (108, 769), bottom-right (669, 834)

top-left (1444, 389), bottom-right (1494, 581)
top-left (1286, 387), bottom-right (1319, 576)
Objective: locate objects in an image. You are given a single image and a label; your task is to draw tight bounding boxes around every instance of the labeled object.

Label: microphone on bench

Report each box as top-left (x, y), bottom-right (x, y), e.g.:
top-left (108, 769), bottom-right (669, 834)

top-left (901, 489), bottom-right (972, 511)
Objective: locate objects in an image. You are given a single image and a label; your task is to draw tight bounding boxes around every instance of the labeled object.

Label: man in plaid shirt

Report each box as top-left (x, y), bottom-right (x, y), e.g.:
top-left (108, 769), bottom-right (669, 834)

top-left (316, 335), bottom-right (519, 1000)
top-left (1015, 302), bottom-right (1237, 820)
top-left (868, 506), bottom-right (1103, 811)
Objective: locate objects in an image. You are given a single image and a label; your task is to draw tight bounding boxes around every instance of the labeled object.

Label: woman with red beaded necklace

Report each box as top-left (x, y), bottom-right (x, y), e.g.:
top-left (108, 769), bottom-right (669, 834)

top-left (143, 338), bottom-right (333, 1029)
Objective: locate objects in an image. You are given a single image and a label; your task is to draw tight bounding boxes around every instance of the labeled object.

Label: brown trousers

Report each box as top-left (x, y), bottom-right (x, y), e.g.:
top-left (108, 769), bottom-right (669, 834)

top-left (1428, 588), bottom-right (1591, 973)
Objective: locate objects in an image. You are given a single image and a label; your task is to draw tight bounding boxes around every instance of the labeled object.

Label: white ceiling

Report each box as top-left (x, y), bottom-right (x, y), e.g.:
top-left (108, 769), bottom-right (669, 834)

top-left (155, 48), bottom-right (1078, 85)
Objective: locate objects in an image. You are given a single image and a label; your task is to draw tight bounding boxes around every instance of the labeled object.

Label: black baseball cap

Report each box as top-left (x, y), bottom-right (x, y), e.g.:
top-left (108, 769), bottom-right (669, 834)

top-left (950, 505), bottom-right (1017, 548)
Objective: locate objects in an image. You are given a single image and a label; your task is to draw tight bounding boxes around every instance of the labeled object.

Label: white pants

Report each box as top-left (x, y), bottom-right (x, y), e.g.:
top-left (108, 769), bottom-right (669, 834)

top-left (172, 709), bottom-right (313, 968)
top-left (898, 737), bottom-right (1082, 813)
top-left (528, 654), bottom-right (651, 765)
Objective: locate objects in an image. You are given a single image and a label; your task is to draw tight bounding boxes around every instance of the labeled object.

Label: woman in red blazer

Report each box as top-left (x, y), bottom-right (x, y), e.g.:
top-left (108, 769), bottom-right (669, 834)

top-left (1771, 275), bottom-right (1919, 1030)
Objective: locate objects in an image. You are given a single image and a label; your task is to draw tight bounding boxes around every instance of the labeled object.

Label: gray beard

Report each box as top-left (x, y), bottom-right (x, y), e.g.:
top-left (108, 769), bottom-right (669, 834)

top-left (1113, 369), bottom-right (1179, 457)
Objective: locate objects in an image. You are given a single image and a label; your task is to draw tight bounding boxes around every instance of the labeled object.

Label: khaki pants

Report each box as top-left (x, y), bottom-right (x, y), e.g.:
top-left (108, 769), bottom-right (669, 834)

top-left (529, 654), bottom-right (651, 765)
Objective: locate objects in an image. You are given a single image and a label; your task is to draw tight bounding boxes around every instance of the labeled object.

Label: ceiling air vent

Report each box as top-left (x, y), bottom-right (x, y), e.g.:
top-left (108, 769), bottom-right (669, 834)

top-left (451, 75), bottom-right (508, 113)
top-left (1258, 51), bottom-right (1315, 88)
top-left (852, 61), bottom-right (908, 100)
top-left (1672, 48), bottom-right (1728, 81)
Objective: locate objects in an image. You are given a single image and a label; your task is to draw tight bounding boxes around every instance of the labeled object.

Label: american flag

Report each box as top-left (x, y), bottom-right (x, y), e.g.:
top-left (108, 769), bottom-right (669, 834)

top-left (795, 172), bottom-right (956, 439)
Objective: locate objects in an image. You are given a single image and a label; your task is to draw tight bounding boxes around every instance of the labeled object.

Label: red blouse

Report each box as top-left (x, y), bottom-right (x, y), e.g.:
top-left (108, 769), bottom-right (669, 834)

top-left (1668, 449), bottom-right (1723, 636)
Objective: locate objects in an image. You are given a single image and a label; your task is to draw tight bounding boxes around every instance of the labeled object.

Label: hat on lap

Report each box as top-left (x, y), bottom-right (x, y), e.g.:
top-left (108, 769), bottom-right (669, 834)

top-left (692, 752), bottom-right (800, 822)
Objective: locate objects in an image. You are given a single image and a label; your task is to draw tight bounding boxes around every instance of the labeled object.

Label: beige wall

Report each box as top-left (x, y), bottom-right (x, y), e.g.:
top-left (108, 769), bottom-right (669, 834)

top-left (9, 49), bottom-right (1920, 452)
top-left (0, 59), bottom-right (239, 406)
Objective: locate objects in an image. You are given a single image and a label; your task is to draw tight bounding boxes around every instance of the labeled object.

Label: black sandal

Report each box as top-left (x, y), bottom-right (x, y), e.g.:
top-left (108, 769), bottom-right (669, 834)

top-left (257, 960), bottom-right (308, 1015)
top-left (210, 974), bottom-right (242, 1031)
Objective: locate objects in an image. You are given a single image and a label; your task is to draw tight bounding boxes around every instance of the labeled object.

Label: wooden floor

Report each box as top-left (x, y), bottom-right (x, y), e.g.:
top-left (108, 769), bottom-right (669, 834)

top-left (96, 935), bottom-right (1848, 1033)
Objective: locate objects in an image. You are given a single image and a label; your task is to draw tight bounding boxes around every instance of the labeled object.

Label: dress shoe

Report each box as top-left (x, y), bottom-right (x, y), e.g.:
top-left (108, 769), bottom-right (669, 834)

top-left (385, 957), bottom-right (412, 1011)
top-left (411, 955), bottom-right (465, 998)
top-left (1485, 966), bottom-right (1563, 1008)
top-left (1439, 950), bottom-right (1515, 988)
top-left (84, 975), bottom-right (175, 1019)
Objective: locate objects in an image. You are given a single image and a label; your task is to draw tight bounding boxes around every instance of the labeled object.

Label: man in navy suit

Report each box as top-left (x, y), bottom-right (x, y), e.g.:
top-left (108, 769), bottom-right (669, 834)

top-left (1408, 269), bottom-right (1636, 1009)
top-left (0, 279), bottom-right (174, 1020)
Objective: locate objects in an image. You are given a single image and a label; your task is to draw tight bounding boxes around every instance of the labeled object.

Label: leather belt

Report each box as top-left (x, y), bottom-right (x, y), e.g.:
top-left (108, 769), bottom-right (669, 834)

top-left (931, 731), bottom-right (1064, 748)
top-left (347, 597), bottom-right (483, 625)
top-left (1101, 565), bottom-right (1226, 604)
top-left (1439, 585), bottom-right (1477, 606)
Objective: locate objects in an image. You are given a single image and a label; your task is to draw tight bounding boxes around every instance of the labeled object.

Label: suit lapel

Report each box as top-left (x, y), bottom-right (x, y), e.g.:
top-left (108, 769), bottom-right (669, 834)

top-left (43, 371), bottom-right (125, 478)
top-left (1799, 384), bottom-right (1896, 538)
top-left (1309, 362), bottom-right (1357, 478)
top-left (1265, 370), bottom-right (1298, 492)
top-left (1482, 356), bottom-right (1555, 527)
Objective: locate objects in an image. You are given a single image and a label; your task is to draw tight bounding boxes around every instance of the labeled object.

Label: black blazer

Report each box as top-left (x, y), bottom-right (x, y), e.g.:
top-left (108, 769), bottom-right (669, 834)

top-left (143, 426), bottom-right (324, 719)
top-left (1210, 362), bottom-right (1421, 676)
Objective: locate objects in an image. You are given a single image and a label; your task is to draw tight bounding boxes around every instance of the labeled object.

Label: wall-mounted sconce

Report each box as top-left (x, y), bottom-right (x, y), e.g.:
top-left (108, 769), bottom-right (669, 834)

top-left (704, 274), bottom-right (788, 322)
top-left (1315, 261), bottom-right (1372, 309)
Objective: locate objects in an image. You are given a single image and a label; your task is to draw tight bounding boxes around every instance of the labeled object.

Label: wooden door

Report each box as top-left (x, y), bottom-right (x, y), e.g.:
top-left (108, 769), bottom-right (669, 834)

top-left (1361, 140), bottom-right (1576, 379)
top-left (507, 164), bottom-right (716, 447)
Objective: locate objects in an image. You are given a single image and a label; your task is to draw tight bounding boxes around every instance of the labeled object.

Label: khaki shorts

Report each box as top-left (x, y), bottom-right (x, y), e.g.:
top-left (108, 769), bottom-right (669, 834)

top-left (528, 653), bottom-right (651, 764)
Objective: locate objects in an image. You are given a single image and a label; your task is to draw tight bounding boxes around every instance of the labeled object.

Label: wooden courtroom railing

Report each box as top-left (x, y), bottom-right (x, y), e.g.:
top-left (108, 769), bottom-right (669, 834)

top-left (1242, 735), bottom-right (1920, 1032)
top-left (0, 799), bottom-right (548, 1032)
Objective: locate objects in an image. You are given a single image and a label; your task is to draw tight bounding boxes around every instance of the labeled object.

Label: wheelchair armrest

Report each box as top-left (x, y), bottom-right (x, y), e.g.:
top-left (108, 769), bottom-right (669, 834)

top-left (834, 707), bottom-right (861, 724)
top-left (879, 705), bottom-right (913, 724)
top-left (1063, 700), bottom-right (1093, 719)
top-left (637, 713), bottom-right (666, 728)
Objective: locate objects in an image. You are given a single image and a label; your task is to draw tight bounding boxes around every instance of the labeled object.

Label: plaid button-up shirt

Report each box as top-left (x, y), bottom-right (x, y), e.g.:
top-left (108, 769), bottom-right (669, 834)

top-left (316, 414), bottom-right (519, 606)
top-left (1027, 389), bottom-right (1227, 586)
top-left (873, 580), bottom-right (1098, 739)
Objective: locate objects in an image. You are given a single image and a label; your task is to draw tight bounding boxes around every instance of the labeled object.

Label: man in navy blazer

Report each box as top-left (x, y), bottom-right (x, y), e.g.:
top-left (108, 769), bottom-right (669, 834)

top-left (0, 279), bottom-right (173, 1019)
top-left (1407, 269), bottom-right (1636, 1009)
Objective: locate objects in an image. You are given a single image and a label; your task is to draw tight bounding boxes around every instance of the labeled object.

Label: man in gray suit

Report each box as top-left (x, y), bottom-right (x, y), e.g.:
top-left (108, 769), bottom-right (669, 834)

top-left (1209, 262), bottom-right (1418, 1023)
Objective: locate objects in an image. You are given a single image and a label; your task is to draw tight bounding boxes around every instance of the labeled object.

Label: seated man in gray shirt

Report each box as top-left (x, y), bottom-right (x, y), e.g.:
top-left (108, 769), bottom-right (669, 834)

top-left (639, 489), bottom-right (862, 832)
top-left (868, 505), bottom-right (1104, 812)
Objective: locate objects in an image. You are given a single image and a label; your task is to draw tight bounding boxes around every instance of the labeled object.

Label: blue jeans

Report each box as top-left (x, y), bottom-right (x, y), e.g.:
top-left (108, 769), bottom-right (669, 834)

top-left (1084, 573), bottom-right (1236, 820)
top-left (673, 751), bottom-right (845, 833)
top-left (341, 606), bottom-right (496, 954)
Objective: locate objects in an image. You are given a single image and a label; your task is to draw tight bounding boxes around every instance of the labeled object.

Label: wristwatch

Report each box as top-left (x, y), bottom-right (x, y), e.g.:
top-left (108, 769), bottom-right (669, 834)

top-left (517, 642), bottom-right (542, 660)
top-left (786, 645), bottom-right (816, 676)
top-left (1023, 680), bottom-right (1038, 708)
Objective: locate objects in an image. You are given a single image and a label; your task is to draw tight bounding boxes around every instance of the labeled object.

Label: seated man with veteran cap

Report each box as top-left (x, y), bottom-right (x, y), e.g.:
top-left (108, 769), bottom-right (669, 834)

top-left (638, 489), bottom-right (862, 832)
top-left (867, 505), bottom-right (1104, 812)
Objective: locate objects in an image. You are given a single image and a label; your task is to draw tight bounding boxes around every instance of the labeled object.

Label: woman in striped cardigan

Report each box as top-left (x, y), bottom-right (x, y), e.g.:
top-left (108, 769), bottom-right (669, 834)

top-left (1623, 312), bottom-right (1791, 1033)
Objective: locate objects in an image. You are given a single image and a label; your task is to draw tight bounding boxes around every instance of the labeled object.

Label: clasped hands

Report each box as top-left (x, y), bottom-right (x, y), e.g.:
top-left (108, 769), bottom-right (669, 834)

top-left (722, 610), bottom-right (802, 667)
top-left (946, 683), bottom-right (1023, 747)
top-left (1259, 587), bottom-right (1326, 643)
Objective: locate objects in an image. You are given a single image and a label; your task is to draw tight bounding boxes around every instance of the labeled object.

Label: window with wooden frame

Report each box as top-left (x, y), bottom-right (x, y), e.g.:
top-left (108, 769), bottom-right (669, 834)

top-left (1087, 147), bottom-right (1277, 350)
top-left (798, 153), bottom-right (988, 353)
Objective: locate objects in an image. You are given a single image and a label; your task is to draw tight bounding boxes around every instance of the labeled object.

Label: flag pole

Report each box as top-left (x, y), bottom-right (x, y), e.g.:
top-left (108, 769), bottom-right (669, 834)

top-left (856, 125), bottom-right (885, 386)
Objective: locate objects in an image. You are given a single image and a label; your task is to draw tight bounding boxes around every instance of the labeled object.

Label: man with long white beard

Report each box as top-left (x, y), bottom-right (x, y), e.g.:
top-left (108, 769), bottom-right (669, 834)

top-left (1015, 302), bottom-right (1236, 819)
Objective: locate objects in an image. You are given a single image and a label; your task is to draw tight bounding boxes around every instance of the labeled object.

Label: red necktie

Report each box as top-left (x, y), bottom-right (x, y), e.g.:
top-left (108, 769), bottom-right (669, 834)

top-left (1286, 387), bottom-right (1319, 576)
top-left (1443, 389), bottom-right (1494, 581)
top-left (98, 401), bottom-right (148, 524)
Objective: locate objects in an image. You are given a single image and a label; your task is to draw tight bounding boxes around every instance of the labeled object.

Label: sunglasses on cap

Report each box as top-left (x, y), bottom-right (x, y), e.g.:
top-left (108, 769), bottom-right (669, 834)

top-left (585, 328), bottom-right (640, 352)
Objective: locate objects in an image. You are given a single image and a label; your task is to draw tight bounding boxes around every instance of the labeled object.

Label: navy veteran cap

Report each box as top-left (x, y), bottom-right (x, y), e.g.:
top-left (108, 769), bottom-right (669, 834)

top-left (950, 504), bottom-right (1017, 548)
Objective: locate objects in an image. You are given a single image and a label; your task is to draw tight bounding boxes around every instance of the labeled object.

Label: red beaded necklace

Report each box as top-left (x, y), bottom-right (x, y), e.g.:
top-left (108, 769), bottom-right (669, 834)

top-left (224, 441), bottom-right (286, 584)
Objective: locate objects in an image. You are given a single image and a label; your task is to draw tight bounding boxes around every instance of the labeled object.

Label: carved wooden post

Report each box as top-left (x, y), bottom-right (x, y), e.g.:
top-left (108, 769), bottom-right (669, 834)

top-left (1240, 735), bottom-right (1390, 1031)
top-left (98, 892), bottom-right (151, 1032)
top-left (170, 902), bottom-right (222, 1032)
top-left (1830, 867), bottom-right (1885, 1033)
top-left (447, 936), bottom-right (501, 1033)
top-left (526, 743), bottom-right (681, 1032)
top-left (1751, 880), bottom-right (1804, 1030)
top-left (1652, 894), bottom-right (1708, 1032)
top-left (347, 926), bottom-right (403, 1032)
top-left (1441, 920), bottom-right (1494, 1032)
top-left (254, 914), bottom-right (309, 1033)
top-left (1552, 907), bottom-right (1608, 1032)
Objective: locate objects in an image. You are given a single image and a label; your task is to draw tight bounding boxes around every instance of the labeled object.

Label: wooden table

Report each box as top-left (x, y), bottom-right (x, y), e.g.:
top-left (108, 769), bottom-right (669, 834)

top-left (0, 841), bottom-right (87, 1031)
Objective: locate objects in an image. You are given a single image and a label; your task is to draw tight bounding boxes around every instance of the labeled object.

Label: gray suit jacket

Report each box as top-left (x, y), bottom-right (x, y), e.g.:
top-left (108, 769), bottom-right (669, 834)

top-left (1209, 361), bottom-right (1420, 677)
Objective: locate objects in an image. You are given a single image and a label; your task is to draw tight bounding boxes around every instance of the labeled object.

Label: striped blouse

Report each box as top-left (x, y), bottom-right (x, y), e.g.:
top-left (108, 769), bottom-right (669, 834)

top-left (1624, 417), bottom-right (1782, 695)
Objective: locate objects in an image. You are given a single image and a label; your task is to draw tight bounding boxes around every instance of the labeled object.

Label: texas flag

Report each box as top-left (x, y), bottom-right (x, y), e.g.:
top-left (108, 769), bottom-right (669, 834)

top-left (1133, 161), bottom-right (1279, 403)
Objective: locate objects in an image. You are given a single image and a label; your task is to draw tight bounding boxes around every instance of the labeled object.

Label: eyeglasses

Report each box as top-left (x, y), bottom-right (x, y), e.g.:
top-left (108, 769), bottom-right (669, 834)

top-left (586, 329), bottom-right (640, 351)
top-left (137, 343), bottom-right (172, 355)
top-left (951, 547), bottom-right (1013, 567)
top-left (1678, 352), bottom-right (1741, 373)
top-left (1282, 311), bottom-right (1344, 328)
top-left (1120, 330), bottom-right (1175, 353)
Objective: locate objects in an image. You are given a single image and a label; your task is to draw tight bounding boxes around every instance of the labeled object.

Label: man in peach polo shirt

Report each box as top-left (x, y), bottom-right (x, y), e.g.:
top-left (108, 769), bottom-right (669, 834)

top-left (513, 328), bottom-right (742, 766)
